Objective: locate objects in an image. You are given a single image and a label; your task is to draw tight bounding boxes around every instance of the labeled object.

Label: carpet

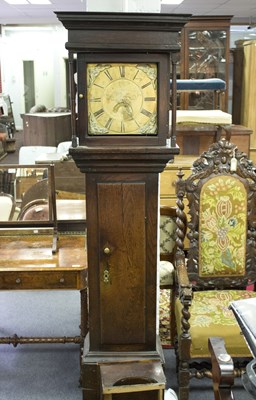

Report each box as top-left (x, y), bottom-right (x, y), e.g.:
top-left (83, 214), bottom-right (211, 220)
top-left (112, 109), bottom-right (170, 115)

top-left (0, 290), bottom-right (252, 400)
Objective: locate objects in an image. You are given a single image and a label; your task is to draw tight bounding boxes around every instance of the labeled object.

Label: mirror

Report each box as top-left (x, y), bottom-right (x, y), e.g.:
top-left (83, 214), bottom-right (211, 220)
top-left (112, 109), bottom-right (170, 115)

top-left (0, 94), bottom-right (16, 137)
top-left (0, 164), bottom-right (55, 226)
top-left (0, 163), bottom-right (86, 226)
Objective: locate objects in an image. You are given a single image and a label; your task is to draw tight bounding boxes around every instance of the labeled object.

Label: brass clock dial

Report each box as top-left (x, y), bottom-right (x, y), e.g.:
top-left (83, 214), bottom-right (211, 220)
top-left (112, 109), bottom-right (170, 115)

top-left (87, 63), bottom-right (157, 135)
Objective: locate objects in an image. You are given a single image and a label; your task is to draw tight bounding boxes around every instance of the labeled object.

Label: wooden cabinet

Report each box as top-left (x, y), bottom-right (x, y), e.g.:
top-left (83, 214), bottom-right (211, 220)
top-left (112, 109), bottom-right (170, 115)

top-left (22, 112), bottom-right (71, 146)
top-left (179, 16), bottom-right (232, 112)
top-left (176, 124), bottom-right (252, 155)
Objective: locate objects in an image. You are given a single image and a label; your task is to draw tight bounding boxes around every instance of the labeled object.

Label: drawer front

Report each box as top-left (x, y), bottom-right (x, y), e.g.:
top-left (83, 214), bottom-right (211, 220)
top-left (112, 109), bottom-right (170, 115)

top-left (160, 160), bottom-right (194, 197)
top-left (160, 168), bottom-right (178, 197)
top-left (0, 270), bottom-right (86, 290)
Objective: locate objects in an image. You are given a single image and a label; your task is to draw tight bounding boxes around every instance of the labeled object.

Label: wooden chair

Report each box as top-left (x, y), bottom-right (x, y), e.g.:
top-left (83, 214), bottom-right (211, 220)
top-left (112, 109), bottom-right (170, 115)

top-left (159, 205), bottom-right (186, 347)
top-left (18, 199), bottom-right (49, 221)
top-left (0, 192), bottom-right (15, 221)
top-left (20, 178), bottom-right (48, 209)
top-left (208, 337), bottom-right (235, 400)
top-left (174, 139), bottom-right (256, 400)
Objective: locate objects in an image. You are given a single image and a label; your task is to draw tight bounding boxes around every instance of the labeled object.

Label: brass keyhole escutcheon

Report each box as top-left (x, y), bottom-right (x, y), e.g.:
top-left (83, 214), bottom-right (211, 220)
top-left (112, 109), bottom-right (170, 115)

top-left (103, 260), bottom-right (111, 284)
top-left (103, 269), bottom-right (110, 284)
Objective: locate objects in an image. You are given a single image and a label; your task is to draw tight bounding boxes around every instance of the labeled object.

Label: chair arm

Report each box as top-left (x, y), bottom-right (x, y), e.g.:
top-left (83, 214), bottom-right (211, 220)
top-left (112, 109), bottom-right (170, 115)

top-left (208, 337), bottom-right (235, 400)
top-left (176, 257), bottom-right (192, 305)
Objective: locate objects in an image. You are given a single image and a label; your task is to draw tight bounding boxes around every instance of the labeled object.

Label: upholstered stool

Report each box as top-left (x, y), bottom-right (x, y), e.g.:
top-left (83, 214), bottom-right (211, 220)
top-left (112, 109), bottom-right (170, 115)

top-left (100, 361), bottom-right (166, 400)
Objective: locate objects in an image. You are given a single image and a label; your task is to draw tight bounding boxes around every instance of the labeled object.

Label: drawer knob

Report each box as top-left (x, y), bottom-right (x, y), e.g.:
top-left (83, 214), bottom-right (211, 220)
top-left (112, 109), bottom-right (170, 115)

top-left (59, 278), bottom-right (65, 283)
top-left (16, 278), bottom-right (21, 284)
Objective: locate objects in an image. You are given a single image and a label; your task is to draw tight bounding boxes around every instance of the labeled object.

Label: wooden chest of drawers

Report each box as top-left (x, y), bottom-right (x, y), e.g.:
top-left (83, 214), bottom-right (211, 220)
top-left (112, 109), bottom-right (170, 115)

top-left (160, 155), bottom-right (196, 208)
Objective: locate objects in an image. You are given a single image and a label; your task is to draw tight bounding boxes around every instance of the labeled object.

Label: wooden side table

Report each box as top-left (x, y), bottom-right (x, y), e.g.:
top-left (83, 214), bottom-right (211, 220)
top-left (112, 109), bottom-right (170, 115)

top-left (0, 231), bottom-right (87, 346)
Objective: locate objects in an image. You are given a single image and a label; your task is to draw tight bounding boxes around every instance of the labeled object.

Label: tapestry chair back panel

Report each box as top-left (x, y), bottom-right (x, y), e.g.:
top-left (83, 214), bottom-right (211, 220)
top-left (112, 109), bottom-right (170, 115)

top-left (199, 175), bottom-right (247, 279)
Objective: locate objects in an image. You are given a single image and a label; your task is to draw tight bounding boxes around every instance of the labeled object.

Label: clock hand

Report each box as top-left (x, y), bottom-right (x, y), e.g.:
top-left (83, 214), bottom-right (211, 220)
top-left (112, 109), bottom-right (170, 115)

top-left (113, 98), bottom-right (133, 121)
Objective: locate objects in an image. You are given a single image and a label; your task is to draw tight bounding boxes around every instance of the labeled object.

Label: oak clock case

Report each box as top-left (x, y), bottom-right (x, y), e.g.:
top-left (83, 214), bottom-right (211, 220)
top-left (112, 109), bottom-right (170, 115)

top-left (77, 53), bottom-right (169, 146)
top-left (56, 11), bottom-right (191, 400)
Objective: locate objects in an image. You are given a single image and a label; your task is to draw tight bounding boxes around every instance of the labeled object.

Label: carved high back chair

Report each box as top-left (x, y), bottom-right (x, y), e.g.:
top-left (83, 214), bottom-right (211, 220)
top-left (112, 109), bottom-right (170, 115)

top-left (174, 140), bottom-right (256, 400)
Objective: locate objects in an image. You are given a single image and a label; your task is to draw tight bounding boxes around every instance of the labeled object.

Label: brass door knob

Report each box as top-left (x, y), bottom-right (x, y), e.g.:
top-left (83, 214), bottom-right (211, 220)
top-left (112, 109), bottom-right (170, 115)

top-left (103, 247), bottom-right (111, 255)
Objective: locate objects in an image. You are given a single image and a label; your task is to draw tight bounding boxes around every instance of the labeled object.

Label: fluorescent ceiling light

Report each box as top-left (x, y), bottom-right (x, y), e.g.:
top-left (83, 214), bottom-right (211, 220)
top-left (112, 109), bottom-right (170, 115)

top-left (161, 0), bottom-right (184, 4)
top-left (28, 0), bottom-right (51, 4)
top-left (4, 0), bottom-right (28, 4)
top-left (4, 0), bottom-right (51, 4)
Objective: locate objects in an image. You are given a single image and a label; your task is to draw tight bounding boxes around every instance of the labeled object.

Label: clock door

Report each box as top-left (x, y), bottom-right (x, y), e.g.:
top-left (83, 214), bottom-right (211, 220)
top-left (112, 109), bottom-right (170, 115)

top-left (76, 53), bottom-right (170, 147)
top-left (86, 172), bottom-right (158, 351)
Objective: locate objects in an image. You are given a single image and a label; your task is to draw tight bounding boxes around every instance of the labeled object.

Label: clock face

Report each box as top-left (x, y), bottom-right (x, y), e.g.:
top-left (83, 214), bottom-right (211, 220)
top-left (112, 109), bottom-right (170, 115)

top-left (87, 63), bottom-right (157, 135)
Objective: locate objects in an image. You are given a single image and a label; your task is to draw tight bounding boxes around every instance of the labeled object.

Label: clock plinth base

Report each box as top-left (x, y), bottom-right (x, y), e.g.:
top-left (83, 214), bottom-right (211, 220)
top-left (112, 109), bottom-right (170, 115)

top-left (81, 336), bottom-right (166, 400)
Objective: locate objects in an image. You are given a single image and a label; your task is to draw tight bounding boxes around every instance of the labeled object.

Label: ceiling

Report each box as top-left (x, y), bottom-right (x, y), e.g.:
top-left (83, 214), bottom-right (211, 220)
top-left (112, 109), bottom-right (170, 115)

top-left (0, 0), bottom-right (255, 26)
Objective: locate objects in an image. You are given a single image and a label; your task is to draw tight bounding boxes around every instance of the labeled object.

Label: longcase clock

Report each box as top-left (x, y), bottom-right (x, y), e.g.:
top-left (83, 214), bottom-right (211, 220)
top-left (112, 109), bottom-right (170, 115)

top-left (56, 12), bottom-right (190, 400)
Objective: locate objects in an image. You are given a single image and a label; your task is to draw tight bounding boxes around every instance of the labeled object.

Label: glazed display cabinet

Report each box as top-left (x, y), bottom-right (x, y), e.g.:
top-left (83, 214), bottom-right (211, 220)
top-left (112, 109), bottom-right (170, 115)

top-left (179, 16), bottom-right (232, 112)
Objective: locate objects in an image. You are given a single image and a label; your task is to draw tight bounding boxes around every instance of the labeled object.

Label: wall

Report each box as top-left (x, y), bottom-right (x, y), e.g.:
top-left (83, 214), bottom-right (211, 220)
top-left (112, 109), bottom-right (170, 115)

top-left (0, 25), bottom-right (68, 130)
top-left (0, 21), bottom-right (253, 131)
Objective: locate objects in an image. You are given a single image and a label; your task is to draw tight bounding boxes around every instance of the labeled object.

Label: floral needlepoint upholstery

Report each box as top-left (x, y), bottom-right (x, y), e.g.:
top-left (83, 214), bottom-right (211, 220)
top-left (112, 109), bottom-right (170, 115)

top-left (175, 289), bottom-right (256, 357)
top-left (159, 289), bottom-right (171, 346)
top-left (199, 176), bottom-right (247, 277)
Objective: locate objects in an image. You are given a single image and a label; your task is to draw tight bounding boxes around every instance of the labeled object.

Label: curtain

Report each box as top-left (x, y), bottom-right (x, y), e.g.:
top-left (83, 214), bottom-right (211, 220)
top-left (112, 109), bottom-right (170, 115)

top-left (241, 40), bottom-right (256, 148)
